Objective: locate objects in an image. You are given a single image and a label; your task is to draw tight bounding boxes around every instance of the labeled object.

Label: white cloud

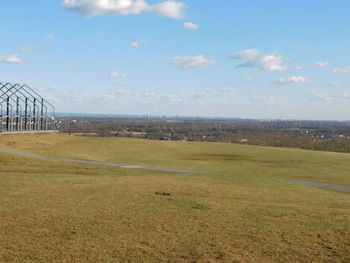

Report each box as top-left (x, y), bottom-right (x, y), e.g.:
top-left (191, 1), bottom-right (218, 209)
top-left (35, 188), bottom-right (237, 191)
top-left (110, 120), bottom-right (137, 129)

top-left (252, 94), bottom-right (277, 101)
top-left (191, 92), bottom-right (212, 99)
top-left (141, 92), bottom-right (183, 103)
top-left (310, 92), bottom-right (350, 104)
top-left (231, 49), bottom-right (288, 72)
top-left (103, 94), bottom-right (118, 100)
top-left (311, 93), bottom-right (333, 103)
top-left (115, 89), bottom-right (130, 95)
top-left (103, 89), bottom-right (132, 101)
top-left (20, 46), bottom-right (34, 52)
top-left (274, 76), bottom-right (311, 84)
top-left (220, 86), bottom-right (235, 92)
top-left (109, 72), bottom-right (127, 78)
top-left (67, 65), bottom-right (80, 71)
top-left (229, 49), bottom-right (262, 61)
top-left (46, 33), bottom-right (55, 39)
top-left (152, 1), bottom-right (184, 19)
top-left (183, 22), bottom-right (199, 30)
top-left (315, 61), bottom-right (329, 67)
top-left (171, 55), bottom-right (216, 69)
top-left (252, 54), bottom-right (287, 72)
top-left (191, 86), bottom-right (235, 100)
top-left (243, 76), bottom-right (253, 81)
top-left (328, 81), bottom-right (342, 87)
top-left (62, 0), bottom-right (185, 19)
top-left (130, 40), bottom-right (146, 48)
top-left (337, 92), bottom-right (350, 100)
top-left (114, 81), bottom-right (128, 86)
top-left (332, 67), bottom-right (350, 74)
top-left (0, 54), bottom-right (24, 64)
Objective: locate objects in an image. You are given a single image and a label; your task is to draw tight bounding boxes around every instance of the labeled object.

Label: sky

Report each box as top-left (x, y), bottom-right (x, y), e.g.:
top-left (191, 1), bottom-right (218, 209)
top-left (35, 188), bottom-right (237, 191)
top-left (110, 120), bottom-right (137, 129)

top-left (1, 0), bottom-right (350, 120)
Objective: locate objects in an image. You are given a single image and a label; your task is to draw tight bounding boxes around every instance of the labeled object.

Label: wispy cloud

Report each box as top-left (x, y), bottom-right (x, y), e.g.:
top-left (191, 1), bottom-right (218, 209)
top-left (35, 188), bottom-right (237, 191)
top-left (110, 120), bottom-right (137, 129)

top-left (274, 76), bottom-right (311, 84)
top-left (220, 86), bottom-right (235, 92)
top-left (337, 92), bottom-right (350, 101)
top-left (20, 46), bottom-right (34, 52)
top-left (130, 40), bottom-right (146, 48)
top-left (46, 33), bottom-right (55, 39)
top-left (183, 22), bottom-right (199, 30)
top-left (229, 49), bottom-right (262, 61)
top-left (103, 86), bottom-right (237, 107)
top-left (332, 67), bottom-right (350, 74)
top-left (311, 93), bottom-right (334, 103)
top-left (191, 86), bottom-right (235, 100)
top-left (67, 65), bottom-right (81, 71)
top-left (310, 92), bottom-right (350, 104)
top-left (328, 81), bottom-right (342, 87)
top-left (0, 54), bottom-right (24, 64)
top-left (314, 61), bottom-right (329, 67)
top-left (171, 55), bottom-right (216, 69)
top-left (252, 94), bottom-right (277, 101)
top-left (109, 72), bottom-right (127, 79)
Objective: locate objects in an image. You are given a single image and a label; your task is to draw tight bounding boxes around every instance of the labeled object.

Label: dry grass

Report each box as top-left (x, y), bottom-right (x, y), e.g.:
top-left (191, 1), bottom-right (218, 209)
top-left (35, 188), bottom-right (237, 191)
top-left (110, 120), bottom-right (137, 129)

top-left (0, 133), bottom-right (349, 262)
top-left (1, 133), bottom-right (350, 185)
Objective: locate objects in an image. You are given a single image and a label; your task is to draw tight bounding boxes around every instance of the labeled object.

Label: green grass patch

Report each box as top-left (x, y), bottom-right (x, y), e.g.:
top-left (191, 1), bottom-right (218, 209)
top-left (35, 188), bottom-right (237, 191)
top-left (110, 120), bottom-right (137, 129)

top-left (0, 133), bottom-right (349, 262)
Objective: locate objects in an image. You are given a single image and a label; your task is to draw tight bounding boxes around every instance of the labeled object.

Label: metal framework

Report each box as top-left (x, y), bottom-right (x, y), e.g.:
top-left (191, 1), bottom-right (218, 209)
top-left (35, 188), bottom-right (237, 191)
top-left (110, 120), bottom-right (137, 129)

top-left (0, 82), bottom-right (55, 133)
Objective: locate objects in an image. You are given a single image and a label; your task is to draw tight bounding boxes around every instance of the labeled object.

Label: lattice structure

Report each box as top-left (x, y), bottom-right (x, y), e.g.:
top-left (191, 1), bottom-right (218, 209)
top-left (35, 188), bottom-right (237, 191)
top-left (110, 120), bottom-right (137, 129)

top-left (0, 82), bottom-right (55, 133)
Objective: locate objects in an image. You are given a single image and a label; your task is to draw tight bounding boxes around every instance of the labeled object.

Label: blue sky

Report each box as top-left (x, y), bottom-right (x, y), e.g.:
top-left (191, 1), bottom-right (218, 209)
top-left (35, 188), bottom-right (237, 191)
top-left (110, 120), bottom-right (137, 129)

top-left (1, 0), bottom-right (350, 120)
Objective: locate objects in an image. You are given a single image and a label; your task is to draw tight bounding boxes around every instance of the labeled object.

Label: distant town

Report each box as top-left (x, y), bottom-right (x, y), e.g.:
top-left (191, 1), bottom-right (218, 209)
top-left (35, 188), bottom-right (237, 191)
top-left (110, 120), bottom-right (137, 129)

top-left (57, 116), bottom-right (350, 153)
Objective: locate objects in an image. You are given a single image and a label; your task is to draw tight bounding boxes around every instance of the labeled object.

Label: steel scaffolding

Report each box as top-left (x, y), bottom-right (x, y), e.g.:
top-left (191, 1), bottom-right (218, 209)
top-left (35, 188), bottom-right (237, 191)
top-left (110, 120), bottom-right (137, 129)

top-left (0, 82), bottom-right (55, 133)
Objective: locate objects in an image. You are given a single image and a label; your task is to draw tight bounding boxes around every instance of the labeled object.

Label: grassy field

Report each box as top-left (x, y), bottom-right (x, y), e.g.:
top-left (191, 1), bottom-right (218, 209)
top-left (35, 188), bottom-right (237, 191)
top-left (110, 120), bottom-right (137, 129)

top-left (0, 133), bottom-right (349, 262)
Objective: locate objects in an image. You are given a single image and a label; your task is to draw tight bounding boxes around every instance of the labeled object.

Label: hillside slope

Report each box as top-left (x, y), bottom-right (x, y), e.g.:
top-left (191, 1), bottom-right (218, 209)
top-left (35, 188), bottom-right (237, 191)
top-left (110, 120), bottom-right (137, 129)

top-left (0, 133), bottom-right (349, 263)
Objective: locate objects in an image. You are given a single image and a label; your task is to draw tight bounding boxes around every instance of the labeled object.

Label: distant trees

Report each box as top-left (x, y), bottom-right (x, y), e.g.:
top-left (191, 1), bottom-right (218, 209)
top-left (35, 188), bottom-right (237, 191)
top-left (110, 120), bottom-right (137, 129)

top-left (57, 117), bottom-right (350, 153)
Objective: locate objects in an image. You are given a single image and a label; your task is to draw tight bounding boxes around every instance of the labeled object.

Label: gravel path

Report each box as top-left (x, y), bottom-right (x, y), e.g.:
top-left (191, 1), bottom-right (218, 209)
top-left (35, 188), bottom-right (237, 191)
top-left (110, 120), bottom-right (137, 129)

top-left (3, 147), bottom-right (348, 190)
top-left (0, 148), bottom-right (204, 174)
top-left (283, 178), bottom-right (350, 193)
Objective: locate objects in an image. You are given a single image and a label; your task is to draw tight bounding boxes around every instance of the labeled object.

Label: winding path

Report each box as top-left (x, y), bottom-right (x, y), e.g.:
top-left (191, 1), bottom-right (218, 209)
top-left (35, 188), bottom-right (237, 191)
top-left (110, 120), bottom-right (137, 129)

top-left (0, 148), bottom-right (204, 174)
top-left (1, 148), bottom-right (349, 192)
top-left (283, 178), bottom-right (350, 193)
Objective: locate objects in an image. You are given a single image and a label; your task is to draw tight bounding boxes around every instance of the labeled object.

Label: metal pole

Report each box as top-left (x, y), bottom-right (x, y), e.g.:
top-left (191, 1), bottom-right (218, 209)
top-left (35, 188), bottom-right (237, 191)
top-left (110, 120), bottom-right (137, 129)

top-left (25, 97), bottom-right (28, 131)
top-left (41, 98), bottom-right (44, 130)
top-left (16, 97), bottom-right (19, 131)
top-left (6, 97), bottom-right (10, 131)
top-left (33, 98), bottom-right (36, 130)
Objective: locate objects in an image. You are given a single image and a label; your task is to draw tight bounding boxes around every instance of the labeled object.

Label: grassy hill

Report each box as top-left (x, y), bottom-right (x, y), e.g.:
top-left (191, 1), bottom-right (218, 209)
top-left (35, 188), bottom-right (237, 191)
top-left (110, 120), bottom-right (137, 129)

top-left (0, 133), bottom-right (349, 262)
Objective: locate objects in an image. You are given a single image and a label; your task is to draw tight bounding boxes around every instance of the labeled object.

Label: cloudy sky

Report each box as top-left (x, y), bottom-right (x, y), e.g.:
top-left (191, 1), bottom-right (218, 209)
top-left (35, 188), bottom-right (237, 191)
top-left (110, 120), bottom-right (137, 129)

top-left (1, 0), bottom-right (350, 120)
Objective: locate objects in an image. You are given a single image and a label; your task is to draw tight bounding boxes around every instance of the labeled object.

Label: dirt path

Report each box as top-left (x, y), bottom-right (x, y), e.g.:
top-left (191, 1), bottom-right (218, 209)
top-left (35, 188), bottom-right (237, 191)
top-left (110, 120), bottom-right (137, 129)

top-left (283, 178), bottom-right (350, 193)
top-left (3, 147), bottom-right (349, 190)
top-left (0, 148), bottom-right (205, 174)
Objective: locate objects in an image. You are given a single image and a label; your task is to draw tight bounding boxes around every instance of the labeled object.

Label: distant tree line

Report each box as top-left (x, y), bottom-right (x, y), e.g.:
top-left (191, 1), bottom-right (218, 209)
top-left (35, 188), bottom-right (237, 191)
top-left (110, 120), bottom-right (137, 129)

top-left (57, 117), bottom-right (350, 153)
